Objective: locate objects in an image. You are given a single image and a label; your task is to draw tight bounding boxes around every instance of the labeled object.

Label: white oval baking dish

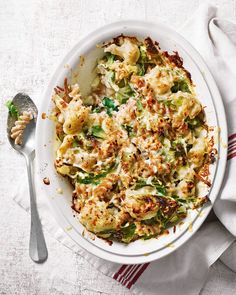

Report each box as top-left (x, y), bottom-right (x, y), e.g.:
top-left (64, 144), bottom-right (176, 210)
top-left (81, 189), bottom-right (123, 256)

top-left (36, 20), bottom-right (227, 264)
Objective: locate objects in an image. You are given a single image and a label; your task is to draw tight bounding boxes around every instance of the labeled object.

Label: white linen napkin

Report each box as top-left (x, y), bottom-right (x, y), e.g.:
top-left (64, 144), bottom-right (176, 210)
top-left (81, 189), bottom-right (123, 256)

top-left (13, 3), bottom-right (236, 295)
top-left (181, 3), bottom-right (236, 272)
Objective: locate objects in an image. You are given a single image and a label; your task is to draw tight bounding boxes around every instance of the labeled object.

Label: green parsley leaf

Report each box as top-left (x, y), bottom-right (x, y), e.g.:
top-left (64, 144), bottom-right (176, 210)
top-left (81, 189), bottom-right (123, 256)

top-left (186, 116), bottom-right (202, 130)
top-left (121, 223), bottom-right (136, 240)
top-left (171, 80), bottom-right (191, 93)
top-left (77, 162), bottom-right (117, 185)
top-left (72, 141), bottom-right (78, 148)
top-left (5, 100), bottom-right (19, 118)
top-left (121, 124), bottom-right (133, 136)
top-left (136, 99), bottom-right (143, 111)
top-left (139, 45), bottom-right (148, 63)
top-left (102, 97), bottom-right (118, 116)
top-left (137, 63), bottom-right (145, 76)
top-left (91, 125), bottom-right (105, 139)
top-left (141, 217), bottom-right (158, 226)
top-left (92, 107), bottom-right (102, 113)
top-left (134, 178), bottom-right (148, 189)
top-left (106, 52), bottom-right (116, 65)
top-left (115, 84), bottom-right (135, 104)
top-left (155, 185), bottom-right (167, 197)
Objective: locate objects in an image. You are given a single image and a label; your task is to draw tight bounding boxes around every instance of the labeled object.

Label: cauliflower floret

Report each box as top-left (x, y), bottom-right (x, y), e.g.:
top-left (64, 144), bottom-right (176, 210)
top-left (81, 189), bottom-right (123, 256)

top-left (188, 137), bottom-right (207, 168)
top-left (123, 193), bottom-right (159, 220)
top-left (53, 94), bottom-right (90, 134)
top-left (105, 38), bottom-right (140, 65)
top-left (79, 198), bottom-right (127, 233)
top-left (144, 66), bottom-right (174, 96)
top-left (175, 166), bottom-right (196, 198)
top-left (171, 93), bottom-right (202, 128)
top-left (57, 135), bottom-right (74, 157)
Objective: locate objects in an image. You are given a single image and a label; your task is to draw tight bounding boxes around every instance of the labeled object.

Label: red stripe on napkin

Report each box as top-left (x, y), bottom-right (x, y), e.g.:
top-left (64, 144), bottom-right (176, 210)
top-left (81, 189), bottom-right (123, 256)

top-left (121, 264), bottom-right (141, 286)
top-left (113, 263), bottom-right (150, 289)
top-left (127, 263), bottom-right (150, 289)
top-left (228, 133), bottom-right (236, 141)
top-left (117, 264), bottom-right (134, 282)
top-left (228, 144), bottom-right (236, 153)
top-left (113, 264), bottom-right (127, 280)
top-left (228, 151), bottom-right (236, 160)
top-left (228, 139), bottom-right (236, 147)
top-left (227, 133), bottom-right (236, 160)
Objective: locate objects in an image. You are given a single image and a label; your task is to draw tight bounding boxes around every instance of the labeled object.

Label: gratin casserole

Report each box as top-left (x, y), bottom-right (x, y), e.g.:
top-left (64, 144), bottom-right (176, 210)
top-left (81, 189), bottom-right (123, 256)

top-left (51, 36), bottom-right (216, 244)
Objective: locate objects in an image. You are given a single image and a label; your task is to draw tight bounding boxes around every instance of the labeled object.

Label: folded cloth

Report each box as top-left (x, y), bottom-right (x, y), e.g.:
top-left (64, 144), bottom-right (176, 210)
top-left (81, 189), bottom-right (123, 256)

top-left (13, 3), bottom-right (236, 295)
top-left (182, 3), bottom-right (236, 271)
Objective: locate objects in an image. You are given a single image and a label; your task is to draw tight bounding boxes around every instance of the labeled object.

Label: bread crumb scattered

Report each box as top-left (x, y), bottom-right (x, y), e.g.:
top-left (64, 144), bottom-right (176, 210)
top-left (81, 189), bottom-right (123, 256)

top-left (41, 112), bottom-right (47, 119)
top-left (43, 177), bottom-right (50, 185)
top-left (56, 188), bottom-right (63, 194)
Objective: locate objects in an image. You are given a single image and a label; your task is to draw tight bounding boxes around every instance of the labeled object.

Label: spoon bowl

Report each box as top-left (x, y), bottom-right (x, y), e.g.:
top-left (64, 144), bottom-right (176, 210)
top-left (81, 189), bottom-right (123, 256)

top-left (7, 93), bottom-right (37, 155)
top-left (7, 93), bottom-right (48, 263)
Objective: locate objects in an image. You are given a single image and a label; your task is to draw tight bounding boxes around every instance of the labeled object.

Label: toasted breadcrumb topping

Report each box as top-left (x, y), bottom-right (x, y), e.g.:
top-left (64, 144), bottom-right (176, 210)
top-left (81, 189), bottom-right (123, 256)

top-left (51, 36), bottom-right (215, 243)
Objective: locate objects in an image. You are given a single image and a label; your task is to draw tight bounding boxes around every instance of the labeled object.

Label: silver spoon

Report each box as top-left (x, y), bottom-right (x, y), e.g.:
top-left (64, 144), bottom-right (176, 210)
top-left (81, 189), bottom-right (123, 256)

top-left (7, 93), bottom-right (48, 263)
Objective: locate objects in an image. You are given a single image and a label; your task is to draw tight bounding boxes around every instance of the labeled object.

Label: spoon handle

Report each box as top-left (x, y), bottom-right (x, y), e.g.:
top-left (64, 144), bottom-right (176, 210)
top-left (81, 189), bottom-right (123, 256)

top-left (25, 153), bottom-right (48, 263)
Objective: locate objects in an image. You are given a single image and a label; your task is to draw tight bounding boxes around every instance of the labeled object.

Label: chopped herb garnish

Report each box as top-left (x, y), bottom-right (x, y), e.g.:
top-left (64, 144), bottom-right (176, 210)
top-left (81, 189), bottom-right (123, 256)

top-left (142, 233), bottom-right (158, 240)
top-left (137, 63), bottom-right (145, 76)
top-left (99, 228), bottom-right (116, 235)
top-left (115, 85), bottom-right (135, 105)
top-left (151, 179), bottom-right (167, 196)
top-left (171, 80), bottom-right (191, 93)
top-left (122, 124), bottom-right (133, 136)
top-left (77, 162), bottom-right (117, 185)
top-left (139, 45), bottom-right (148, 63)
top-left (5, 100), bottom-right (19, 118)
top-left (121, 223), bottom-right (136, 241)
top-left (141, 217), bottom-right (158, 226)
top-left (102, 97), bottom-right (118, 116)
top-left (72, 140), bottom-right (79, 148)
top-left (106, 52), bottom-right (116, 65)
top-left (172, 195), bottom-right (187, 205)
top-left (91, 125), bottom-right (105, 139)
top-left (136, 99), bottom-right (143, 111)
top-left (92, 107), bottom-right (102, 113)
top-left (102, 96), bottom-right (116, 108)
top-left (116, 92), bottom-right (129, 104)
top-left (134, 178), bottom-right (167, 196)
top-left (134, 178), bottom-right (148, 189)
top-left (186, 116), bottom-right (202, 130)
top-left (155, 185), bottom-right (167, 197)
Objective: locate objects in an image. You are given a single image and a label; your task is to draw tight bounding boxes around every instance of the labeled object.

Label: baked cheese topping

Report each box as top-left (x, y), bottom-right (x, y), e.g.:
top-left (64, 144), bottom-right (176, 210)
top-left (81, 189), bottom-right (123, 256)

top-left (51, 36), bottom-right (215, 243)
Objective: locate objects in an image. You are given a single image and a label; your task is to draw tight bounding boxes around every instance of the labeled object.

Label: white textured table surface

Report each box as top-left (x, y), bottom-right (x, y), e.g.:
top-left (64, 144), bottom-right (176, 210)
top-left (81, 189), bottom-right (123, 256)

top-left (1, 0), bottom-right (236, 294)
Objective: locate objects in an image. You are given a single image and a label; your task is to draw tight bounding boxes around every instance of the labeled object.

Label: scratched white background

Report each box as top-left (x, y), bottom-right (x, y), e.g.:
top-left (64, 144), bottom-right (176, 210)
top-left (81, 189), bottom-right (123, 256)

top-left (1, 0), bottom-right (236, 294)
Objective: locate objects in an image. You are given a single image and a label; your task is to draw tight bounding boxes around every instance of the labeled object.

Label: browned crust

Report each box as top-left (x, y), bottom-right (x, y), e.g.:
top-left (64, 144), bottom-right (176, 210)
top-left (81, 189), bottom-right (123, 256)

top-left (192, 195), bottom-right (210, 209)
top-left (208, 136), bottom-right (217, 164)
top-left (163, 51), bottom-right (192, 82)
top-left (102, 34), bottom-right (140, 47)
top-left (71, 189), bottom-right (78, 211)
top-left (197, 135), bottom-right (216, 187)
top-left (195, 173), bottom-right (211, 187)
top-left (54, 78), bottom-right (72, 103)
top-left (101, 35), bottom-right (192, 83)
top-left (144, 37), bottom-right (159, 55)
